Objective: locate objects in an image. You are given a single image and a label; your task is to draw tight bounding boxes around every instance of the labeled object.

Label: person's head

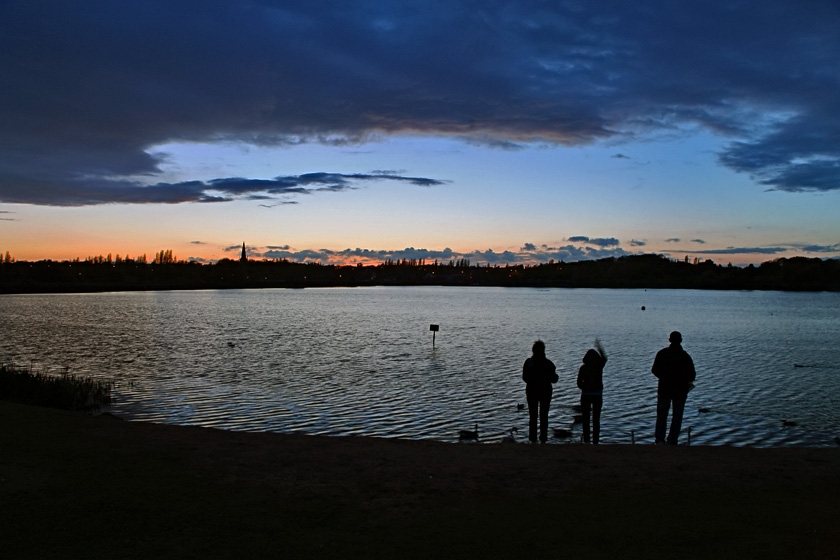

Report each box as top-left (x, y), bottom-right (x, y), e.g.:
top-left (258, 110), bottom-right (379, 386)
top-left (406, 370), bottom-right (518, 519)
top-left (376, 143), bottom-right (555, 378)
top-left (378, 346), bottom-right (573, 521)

top-left (669, 331), bottom-right (683, 344)
top-left (532, 340), bottom-right (546, 356)
top-left (583, 348), bottom-right (600, 365)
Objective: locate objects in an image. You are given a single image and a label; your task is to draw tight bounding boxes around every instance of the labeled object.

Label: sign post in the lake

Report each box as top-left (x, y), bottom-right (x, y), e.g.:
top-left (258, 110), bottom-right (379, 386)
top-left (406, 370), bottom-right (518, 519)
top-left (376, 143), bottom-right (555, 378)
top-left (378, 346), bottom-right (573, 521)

top-left (430, 324), bottom-right (439, 346)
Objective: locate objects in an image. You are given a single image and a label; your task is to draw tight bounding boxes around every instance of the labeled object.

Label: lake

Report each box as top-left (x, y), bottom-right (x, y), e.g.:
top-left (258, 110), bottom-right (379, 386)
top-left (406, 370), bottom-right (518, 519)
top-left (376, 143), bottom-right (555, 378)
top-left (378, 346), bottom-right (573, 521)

top-left (2, 286), bottom-right (838, 446)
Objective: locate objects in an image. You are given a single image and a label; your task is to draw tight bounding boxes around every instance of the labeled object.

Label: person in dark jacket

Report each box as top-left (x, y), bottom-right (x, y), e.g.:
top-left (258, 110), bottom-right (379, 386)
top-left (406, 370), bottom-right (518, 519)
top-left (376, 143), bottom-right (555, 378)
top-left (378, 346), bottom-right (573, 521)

top-left (652, 331), bottom-right (696, 445)
top-left (577, 339), bottom-right (607, 444)
top-left (522, 340), bottom-right (559, 443)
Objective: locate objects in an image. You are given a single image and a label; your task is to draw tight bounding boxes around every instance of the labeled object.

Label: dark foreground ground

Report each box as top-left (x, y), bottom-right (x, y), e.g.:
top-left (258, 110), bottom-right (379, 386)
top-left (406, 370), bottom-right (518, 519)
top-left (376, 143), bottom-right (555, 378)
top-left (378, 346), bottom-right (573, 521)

top-left (2, 401), bottom-right (838, 559)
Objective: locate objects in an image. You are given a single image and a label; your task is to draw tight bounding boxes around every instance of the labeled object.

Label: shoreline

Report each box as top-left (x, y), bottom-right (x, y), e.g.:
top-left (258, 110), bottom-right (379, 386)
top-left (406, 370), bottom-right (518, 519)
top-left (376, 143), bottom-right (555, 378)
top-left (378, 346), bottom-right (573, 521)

top-left (3, 401), bottom-right (839, 559)
top-left (3, 254), bottom-right (839, 293)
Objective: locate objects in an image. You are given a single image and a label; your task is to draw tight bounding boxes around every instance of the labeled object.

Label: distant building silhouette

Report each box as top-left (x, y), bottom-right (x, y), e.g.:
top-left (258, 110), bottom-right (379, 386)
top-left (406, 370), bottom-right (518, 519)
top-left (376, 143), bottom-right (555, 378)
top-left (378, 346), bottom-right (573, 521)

top-left (240, 242), bottom-right (247, 262)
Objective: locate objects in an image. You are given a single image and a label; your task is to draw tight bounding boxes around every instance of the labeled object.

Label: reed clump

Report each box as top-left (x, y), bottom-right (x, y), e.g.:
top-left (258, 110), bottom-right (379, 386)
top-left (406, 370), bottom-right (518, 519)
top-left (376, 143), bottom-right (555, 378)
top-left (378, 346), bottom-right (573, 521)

top-left (0, 364), bottom-right (112, 412)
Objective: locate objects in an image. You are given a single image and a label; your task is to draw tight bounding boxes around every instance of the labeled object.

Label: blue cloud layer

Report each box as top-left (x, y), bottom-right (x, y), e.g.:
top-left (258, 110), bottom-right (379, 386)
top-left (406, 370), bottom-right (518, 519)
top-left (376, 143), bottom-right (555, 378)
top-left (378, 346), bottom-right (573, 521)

top-left (1, 0), bottom-right (838, 205)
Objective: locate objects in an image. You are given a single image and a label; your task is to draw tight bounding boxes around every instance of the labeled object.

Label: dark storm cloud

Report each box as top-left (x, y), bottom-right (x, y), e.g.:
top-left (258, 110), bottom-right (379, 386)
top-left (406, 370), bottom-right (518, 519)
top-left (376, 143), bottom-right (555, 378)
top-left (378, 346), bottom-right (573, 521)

top-left (2, 0), bottom-right (839, 205)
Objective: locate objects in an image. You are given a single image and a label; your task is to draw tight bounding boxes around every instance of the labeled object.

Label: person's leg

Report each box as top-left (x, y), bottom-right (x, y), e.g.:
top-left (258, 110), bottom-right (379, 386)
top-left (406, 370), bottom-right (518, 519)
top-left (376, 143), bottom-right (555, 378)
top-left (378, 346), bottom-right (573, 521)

top-left (539, 397), bottom-right (550, 443)
top-left (581, 396), bottom-right (592, 443)
top-left (592, 397), bottom-right (602, 444)
top-left (527, 395), bottom-right (538, 442)
top-left (655, 395), bottom-right (670, 444)
top-left (667, 397), bottom-right (686, 445)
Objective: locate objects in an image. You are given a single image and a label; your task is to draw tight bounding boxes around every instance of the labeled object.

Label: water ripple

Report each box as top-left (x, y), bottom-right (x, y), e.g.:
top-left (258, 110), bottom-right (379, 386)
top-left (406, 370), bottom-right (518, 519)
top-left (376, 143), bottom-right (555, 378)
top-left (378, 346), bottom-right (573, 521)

top-left (2, 287), bottom-right (840, 447)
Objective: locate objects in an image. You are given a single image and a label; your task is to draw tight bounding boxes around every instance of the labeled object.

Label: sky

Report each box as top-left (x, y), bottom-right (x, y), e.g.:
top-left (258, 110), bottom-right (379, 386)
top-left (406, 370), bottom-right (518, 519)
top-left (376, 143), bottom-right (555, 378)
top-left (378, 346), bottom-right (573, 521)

top-left (1, 0), bottom-right (839, 266)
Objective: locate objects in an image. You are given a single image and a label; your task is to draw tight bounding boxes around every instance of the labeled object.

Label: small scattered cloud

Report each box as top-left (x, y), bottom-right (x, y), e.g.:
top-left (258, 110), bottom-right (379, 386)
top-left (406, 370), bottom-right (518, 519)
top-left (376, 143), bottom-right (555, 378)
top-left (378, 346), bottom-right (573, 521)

top-left (210, 238), bottom-right (839, 266)
top-left (0, 172), bottom-right (447, 207)
top-left (589, 237), bottom-right (620, 247)
top-left (678, 246), bottom-right (788, 255)
top-left (798, 243), bottom-right (840, 253)
top-left (665, 238), bottom-right (681, 243)
top-left (259, 201), bottom-right (299, 208)
top-left (568, 236), bottom-right (620, 247)
top-left (629, 239), bottom-right (647, 247)
top-left (691, 239), bottom-right (707, 244)
top-left (252, 241), bottom-right (638, 266)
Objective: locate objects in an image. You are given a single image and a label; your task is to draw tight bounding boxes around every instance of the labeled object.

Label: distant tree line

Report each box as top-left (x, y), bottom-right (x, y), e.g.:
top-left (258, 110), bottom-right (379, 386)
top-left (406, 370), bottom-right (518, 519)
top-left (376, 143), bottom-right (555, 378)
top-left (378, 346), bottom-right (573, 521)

top-left (0, 253), bottom-right (838, 293)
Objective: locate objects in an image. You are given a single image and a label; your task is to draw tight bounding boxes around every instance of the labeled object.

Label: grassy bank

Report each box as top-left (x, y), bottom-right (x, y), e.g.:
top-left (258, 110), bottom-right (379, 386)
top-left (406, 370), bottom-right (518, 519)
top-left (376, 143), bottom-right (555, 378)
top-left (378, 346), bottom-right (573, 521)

top-left (2, 401), bottom-right (838, 559)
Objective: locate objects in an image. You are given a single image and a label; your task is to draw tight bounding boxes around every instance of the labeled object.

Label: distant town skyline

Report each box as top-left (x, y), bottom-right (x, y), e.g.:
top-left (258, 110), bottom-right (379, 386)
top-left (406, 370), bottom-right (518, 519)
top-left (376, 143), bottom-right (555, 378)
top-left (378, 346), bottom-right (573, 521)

top-left (1, 1), bottom-right (838, 266)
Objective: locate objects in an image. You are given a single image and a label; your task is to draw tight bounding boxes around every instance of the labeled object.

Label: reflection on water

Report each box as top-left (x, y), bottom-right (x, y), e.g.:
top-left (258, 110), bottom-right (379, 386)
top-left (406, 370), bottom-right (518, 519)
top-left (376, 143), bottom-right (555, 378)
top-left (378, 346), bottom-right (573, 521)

top-left (1, 287), bottom-right (839, 447)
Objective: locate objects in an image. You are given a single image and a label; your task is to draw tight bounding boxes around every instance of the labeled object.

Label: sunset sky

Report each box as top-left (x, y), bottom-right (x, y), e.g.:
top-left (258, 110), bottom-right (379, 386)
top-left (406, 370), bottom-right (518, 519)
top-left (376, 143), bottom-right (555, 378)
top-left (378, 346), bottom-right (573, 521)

top-left (2, 1), bottom-right (839, 265)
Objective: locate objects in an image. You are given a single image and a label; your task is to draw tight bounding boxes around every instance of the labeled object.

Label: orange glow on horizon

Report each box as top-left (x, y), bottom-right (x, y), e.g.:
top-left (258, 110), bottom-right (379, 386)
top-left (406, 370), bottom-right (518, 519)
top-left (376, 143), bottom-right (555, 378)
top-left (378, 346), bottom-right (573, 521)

top-left (0, 242), bottom-right (797, 268)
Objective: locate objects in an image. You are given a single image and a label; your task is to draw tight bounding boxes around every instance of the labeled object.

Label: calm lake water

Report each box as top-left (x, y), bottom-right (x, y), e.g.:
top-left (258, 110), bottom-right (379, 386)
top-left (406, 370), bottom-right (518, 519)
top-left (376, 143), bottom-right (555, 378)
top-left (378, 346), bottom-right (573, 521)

top-left (2, 287), bottom-right (839, 447)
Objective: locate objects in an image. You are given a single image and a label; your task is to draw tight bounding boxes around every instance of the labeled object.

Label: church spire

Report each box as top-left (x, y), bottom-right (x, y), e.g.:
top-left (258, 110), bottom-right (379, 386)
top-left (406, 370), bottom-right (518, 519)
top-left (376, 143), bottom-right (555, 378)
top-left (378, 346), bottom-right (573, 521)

top-left (240, 242), bottom-right (247, 262)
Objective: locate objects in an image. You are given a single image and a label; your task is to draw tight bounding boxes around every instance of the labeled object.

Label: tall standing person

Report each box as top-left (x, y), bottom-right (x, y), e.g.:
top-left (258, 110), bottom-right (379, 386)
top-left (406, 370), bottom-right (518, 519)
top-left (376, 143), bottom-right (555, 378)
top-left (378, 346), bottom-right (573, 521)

top-left (652, 331), bottom-right (696, 445)
top-left (577, 339), bottom-right (607, 444)
top-left (522, 340), bottom-right (559, 443)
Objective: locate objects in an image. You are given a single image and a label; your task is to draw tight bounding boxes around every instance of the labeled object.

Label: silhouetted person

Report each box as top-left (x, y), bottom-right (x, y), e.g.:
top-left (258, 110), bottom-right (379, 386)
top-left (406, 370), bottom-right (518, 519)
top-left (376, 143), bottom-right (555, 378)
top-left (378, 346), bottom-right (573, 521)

top-left (522, 340), bottom-right (558, 443)
top-left (577, 340), bottom-right (607, 444)
top-left (652, 331), bottom-right (696, 445)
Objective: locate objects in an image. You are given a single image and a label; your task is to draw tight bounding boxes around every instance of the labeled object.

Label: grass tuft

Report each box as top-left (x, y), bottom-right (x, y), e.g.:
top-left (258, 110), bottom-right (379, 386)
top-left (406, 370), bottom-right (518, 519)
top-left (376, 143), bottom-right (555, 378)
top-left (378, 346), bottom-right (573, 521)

top-left (0, 363), bottom-right (112, 412)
